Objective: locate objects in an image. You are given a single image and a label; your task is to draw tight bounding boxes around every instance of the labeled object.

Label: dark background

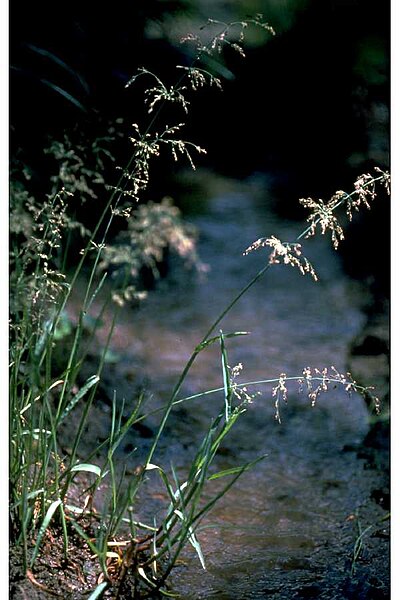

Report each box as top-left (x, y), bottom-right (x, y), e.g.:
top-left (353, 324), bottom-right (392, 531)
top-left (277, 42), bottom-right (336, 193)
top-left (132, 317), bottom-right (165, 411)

top-left (10, 0), bottom-right (390, 296)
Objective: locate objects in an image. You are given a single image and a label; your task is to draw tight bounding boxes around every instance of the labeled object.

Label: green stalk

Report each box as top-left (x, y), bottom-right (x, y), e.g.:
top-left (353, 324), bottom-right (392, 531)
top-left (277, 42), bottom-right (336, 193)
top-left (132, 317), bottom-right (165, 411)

top-left (60, 306), bottom-right (119, 499)
top-left (145, 262), bottom-right (272, 467)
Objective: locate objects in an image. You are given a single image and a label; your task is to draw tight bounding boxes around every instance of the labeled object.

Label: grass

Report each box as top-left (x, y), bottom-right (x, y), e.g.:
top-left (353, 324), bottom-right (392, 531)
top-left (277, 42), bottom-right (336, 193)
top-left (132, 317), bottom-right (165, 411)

top-left (350, 511), bottom-right (390, 576)
top-left (9, 14), bottom-right (390, 599)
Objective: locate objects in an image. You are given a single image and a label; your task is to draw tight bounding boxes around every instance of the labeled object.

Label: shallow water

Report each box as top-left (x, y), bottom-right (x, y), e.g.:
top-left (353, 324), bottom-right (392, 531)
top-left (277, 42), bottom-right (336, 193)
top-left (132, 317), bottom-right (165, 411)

top-left (72, 184), bottom-right (388, 598)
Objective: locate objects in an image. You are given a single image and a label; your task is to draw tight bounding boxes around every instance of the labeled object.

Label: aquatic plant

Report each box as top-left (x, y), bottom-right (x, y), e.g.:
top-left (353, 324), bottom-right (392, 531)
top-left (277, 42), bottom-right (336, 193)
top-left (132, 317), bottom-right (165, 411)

top-left (9, 13), bottom-right (389, 599)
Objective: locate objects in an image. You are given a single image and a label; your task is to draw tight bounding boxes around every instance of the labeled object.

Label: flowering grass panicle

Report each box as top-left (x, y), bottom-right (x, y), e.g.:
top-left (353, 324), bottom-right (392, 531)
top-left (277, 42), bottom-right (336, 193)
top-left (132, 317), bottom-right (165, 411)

top-left (299, 194), bottom-right (345, 249)
top-left (347, 167), bottom-right (390, 217)
top-left (44, 131), bottom-right (118, 201)
top-left (299, 168), bottom-right (390, 248)
top-left (176, 65), bottom-right (223, 91)
top-left (126, 67), bottom-right (191, 114)
top-left (297, 366), bottom-right (379, 411)
top-left (10, 188), bottom-right (75, 318)
top-left (268, 366), bottom-right (380, 424)
top-left (244, 236), bottom-right (318, 281)
top-left (229, 362), bottom-right (260, 406)
top-left (182, 15), bottom-right (275, 59)
top-left (99, 197), bottom-right (205, 306)
top-left (272, 373), bottom-right (288, 423)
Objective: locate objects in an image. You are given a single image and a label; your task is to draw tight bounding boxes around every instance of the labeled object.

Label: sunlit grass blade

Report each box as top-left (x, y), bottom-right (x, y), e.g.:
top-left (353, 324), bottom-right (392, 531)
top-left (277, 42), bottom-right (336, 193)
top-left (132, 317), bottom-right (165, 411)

top-left (174, 509), bottom-right (206, 570)
top-left (10, 488), bottom-right (45, 511)
top-left (69, 463), bottom-right (102, 477)
top-left (146, 463), bottom-right (176, 505)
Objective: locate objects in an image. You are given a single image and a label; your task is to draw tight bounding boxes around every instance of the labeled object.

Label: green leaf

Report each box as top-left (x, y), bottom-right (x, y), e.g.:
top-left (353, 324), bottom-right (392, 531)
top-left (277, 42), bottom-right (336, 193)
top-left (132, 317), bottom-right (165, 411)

top-left (69, 518), bottom-right (101, 556)
top-left (70, 463), bottom-right (102, 477)
top-left (33, 317), bottom-right (54, 359)
top-left (174, 509), bottom-right (206, 570)
top-left (137, 566), bottom-right (157, 589)
top-left (219, 331), bottom-right (232, 422)
top-left (59, 503), bottom-right (69, 559)
top-left (87, 581), bottom-right (109, 600)
top-left (59, 375), bottom-right (99, 423)
top-left (137, 563), bottom-right (180, 596)
top-left (208, 459), bottom-right (267, 480)
top-left (10, 488), bottom-right (45, 511)
top-left (196, 331), bottom-right (249, 351)
top-left (108, 391), bottom-right (145, 455)
top-left (146, 463), bottom-right (176, 505)
top-left (159, 590), bottom-right (180, 598)
top-left (30, 499), bottom-right (62, 566)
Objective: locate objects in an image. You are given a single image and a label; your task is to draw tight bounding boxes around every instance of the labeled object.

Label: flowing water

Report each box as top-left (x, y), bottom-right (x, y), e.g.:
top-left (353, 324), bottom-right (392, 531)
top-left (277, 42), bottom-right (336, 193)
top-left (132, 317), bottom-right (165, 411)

top-left (72, 182), bottom-right (388, 598)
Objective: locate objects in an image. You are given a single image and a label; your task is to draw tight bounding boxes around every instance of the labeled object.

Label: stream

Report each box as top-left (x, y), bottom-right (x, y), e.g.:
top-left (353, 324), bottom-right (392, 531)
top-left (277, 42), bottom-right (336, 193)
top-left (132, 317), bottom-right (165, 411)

top-left (71, 180), bottom-right (389, 599)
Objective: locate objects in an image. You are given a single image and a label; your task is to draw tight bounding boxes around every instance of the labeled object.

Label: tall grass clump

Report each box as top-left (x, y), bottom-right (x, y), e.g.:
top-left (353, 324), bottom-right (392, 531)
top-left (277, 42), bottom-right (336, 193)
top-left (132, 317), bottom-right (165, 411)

top-left (9, 15), bottom-right (390, 599)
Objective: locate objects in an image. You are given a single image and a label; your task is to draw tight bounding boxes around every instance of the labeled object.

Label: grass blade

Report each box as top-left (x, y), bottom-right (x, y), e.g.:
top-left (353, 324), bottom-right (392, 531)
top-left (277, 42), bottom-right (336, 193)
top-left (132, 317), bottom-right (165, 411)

top-left (146, 463), bottom-right (176, 505)
top-left (174, 509), bottom-right (206, 570)
top-left (10, 489), bottom-right (45, 511)
top-left (219, 331), bottom-right (232, 422)
top-left (30, 499), bottom-right (62, 566)
top-left (39, 78), bottom-right (88, 112)
top-left (70, 463), bottom-right (102, 477)
top-left (87, 581), bottom-right (109, 600)
top-left (208, 457), bottom-right (268, 481)
top-left (26, 43), bottom-right (90, 94)
top-left (196, 331), bottom-right (249, 351)
top-left (59, 503), bottom-right (69, 560)
top-left (68, 518), bottom-right (102, 557)
top-left (58, 375), bottom-right (100, 423)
